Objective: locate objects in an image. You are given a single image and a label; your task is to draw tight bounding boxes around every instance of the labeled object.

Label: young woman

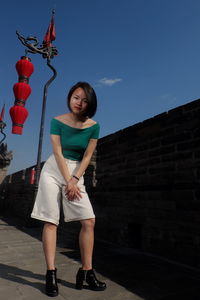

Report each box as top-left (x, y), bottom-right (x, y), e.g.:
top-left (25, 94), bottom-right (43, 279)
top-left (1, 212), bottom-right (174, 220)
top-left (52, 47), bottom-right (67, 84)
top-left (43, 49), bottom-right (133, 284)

top-left (31, 82), bottom-right (106, 296)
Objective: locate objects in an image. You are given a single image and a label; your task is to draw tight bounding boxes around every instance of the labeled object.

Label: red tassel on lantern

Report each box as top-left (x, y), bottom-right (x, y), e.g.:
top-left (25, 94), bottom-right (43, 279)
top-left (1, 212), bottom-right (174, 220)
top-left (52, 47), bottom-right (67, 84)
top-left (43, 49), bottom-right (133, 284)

top-left (16, 56), bottom-right (34, 82)
top-left (13, 82), bottom-right (31, 105)
top-left (30, 168), bottom-right (36, 184)
top-left (9, 105), bottom-right (28, 135)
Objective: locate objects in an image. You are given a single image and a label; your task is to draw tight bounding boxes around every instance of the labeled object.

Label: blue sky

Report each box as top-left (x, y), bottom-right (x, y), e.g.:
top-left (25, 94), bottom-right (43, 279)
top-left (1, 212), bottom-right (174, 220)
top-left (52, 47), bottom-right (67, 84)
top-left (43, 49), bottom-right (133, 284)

top-left (1, 0), bottom-right (200, 174)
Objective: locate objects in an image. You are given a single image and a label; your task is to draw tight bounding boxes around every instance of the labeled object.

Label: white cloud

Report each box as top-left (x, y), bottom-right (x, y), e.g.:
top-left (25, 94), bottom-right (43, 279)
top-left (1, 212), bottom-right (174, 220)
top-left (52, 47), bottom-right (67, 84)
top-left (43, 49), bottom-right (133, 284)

top-left (97, 77), bottom-right (122, 86)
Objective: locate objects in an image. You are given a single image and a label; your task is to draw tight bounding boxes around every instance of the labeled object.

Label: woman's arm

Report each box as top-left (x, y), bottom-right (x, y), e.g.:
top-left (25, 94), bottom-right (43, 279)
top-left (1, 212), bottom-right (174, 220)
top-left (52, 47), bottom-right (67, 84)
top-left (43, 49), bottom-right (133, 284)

top-left (51, 134), bottom-right (71, 183)
top-left (65, 139), bottom-right (98, 200)
top-left (73, 138), bottom-right (98, 180)
top-left (51, 134), bottom-right (82, 200)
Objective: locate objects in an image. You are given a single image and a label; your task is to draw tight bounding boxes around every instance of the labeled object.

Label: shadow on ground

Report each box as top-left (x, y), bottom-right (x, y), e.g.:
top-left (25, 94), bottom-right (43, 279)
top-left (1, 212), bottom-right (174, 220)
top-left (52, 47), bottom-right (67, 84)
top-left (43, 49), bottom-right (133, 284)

top-left (0, 263), bottom-right (76, 295)
top-left (60, 243), bottom-right (200, 300)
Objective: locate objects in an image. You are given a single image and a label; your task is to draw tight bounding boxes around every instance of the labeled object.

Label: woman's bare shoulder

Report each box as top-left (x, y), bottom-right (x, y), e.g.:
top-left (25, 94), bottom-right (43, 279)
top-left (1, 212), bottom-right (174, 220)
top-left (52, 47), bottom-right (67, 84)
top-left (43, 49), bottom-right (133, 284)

top-left (81, 118), bottom-right (97, 129)
top-left (85, 118), bottom-right (97, 126)
top-left (54, 114), bottom-right (70, 122)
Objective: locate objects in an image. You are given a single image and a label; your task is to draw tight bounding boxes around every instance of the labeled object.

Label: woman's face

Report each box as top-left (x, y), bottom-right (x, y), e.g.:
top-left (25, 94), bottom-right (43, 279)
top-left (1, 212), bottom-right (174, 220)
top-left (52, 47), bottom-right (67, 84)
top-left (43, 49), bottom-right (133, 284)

top-left (69, 87), bottom-right (88, 116)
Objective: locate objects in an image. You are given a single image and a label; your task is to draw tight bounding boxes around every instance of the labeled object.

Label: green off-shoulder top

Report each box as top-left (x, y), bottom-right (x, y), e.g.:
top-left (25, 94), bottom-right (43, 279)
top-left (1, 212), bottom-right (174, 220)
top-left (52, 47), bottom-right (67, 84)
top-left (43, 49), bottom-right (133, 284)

top-left (50, 118), bottom-right (100, 161)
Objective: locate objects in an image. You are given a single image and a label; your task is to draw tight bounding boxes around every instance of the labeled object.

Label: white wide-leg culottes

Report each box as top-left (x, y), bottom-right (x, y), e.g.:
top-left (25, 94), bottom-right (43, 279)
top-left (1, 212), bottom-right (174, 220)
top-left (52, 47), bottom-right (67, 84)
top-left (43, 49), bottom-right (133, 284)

top-left (31, 155), bottom-right (95, 225)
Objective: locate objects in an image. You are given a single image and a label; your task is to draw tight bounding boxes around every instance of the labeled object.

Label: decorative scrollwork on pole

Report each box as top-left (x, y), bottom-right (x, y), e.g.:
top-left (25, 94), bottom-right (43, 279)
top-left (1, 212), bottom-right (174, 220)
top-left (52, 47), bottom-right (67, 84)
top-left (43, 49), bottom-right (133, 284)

top-left (0, 120), bottom-right (6, 146)
top-left (16, 31), bottom-right (58, 59)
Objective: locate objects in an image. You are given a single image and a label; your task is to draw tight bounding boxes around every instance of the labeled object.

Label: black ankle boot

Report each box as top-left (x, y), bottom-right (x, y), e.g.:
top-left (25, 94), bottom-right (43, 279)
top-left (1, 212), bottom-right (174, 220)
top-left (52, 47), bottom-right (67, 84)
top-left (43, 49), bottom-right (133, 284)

top-left (45, 269), bottom-right (58, 297)
top-left (76, 268), bottom-right (106, 291)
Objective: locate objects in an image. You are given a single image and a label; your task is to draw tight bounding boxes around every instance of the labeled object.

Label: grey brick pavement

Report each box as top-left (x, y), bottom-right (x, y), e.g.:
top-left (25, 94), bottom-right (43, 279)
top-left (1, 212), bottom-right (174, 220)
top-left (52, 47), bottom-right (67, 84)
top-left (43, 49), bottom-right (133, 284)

top-left (0, 217), bottom-right (200, 300)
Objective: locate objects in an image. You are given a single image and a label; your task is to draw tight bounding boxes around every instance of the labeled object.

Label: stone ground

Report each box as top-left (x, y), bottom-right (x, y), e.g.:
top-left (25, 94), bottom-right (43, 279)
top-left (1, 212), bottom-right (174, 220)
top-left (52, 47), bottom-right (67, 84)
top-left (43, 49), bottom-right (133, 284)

top-left (0, 216), bottom-right (200, 300)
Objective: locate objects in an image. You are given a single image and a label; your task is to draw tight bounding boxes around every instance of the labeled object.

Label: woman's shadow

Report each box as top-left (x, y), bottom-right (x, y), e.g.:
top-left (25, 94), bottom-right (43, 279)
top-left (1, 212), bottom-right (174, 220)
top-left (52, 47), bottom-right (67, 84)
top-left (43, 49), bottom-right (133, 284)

top-left (0, 263), bottom-right (75, 294)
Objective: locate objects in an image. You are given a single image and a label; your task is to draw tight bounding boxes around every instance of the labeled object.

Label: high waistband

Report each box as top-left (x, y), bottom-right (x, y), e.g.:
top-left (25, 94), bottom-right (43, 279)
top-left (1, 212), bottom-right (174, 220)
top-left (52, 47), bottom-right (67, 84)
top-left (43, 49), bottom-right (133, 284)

top-left (48, 154), bottom-right (80, 165)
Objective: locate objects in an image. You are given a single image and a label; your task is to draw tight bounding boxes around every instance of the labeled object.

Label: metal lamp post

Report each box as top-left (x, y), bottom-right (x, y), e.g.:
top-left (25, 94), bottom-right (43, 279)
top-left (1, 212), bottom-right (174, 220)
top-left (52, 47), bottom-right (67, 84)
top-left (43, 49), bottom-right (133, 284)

top-left (16, 10), bottom-right (58, 192)
top-left (35, 58), bottom-right (57, 187)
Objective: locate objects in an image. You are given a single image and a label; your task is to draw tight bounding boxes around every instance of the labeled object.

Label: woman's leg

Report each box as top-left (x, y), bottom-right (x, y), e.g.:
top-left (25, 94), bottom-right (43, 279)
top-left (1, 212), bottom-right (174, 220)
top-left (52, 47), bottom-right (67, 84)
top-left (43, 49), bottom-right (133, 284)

top-left (76, 218), bottom-right (106, 290)
top-left (42, 222), bottom-right (57, 270)
top-left (79, 218), bottom-right (95, 270)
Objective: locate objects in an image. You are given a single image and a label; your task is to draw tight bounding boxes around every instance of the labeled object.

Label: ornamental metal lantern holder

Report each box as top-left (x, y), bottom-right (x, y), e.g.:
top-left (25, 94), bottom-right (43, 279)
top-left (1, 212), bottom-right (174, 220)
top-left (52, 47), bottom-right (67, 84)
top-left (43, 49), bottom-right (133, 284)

top-left (16, 14), bottom-right (58, 192)
top-left (0, 104), bottom-right (6, 146)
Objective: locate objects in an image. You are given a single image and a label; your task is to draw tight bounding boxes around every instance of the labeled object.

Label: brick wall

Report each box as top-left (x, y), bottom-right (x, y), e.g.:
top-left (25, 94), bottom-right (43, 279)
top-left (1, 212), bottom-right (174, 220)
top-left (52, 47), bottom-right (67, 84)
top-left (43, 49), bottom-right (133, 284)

top-left (0, 166), bottom-right (37, 226)
top-left (94, 98), bottom-right (200, 266)
top-left (1, 98), bottom-right (200, 267)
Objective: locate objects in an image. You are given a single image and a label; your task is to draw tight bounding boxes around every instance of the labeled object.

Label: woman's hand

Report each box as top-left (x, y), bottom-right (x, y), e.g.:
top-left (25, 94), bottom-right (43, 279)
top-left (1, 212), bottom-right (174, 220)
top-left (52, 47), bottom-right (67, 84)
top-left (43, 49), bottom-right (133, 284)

top-left (64, 178), bottom-right (82, 201)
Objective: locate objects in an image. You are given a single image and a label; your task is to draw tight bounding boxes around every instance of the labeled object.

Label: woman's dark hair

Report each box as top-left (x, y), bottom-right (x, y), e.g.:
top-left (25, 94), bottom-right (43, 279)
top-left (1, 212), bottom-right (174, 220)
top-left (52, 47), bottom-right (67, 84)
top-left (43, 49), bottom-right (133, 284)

top-left (67, 82), bottom-right (97, 118)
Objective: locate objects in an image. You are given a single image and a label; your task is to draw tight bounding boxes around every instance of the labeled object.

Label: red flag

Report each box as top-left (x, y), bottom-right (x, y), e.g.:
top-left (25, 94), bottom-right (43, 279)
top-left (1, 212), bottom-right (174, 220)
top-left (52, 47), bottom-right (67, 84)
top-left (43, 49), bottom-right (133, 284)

top-left (0, 104), bottom-right (5, 121)
top-left (43, 13), bottom-right (56, 46)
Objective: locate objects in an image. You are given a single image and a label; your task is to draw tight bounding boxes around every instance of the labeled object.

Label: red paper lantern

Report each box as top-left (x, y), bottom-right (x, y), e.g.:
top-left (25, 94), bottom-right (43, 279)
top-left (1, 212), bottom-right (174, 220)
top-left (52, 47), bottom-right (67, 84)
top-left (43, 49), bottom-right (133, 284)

top-left (10, 56), bottom-right (34, 135)
top-left (13, 82), bottom-right (31, 105)
top-left (16, 56), bottom-right (34, 80)
top-left (9, 105), bottom-right (28, 135)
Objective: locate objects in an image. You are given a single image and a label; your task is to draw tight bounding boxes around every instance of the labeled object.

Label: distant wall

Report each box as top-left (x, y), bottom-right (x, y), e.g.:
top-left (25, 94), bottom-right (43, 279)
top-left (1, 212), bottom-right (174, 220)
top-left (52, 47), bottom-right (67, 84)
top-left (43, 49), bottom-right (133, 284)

top-left (0, 167), bottom-right (8, 185)
top-left (0, 143), bottom-right (12, 184)
top-left (0, 165), bottom-right (39, 225)
top-left (1, 98), bottom-right (200, 267)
